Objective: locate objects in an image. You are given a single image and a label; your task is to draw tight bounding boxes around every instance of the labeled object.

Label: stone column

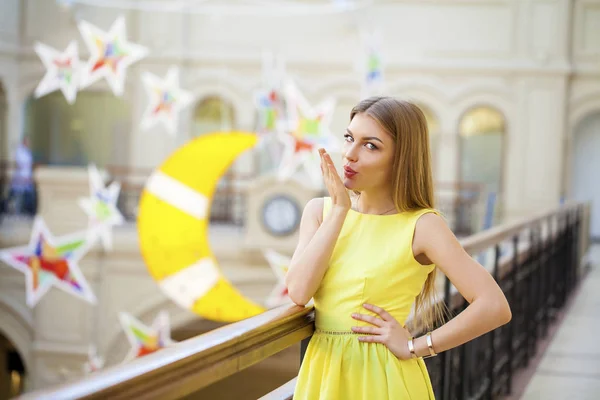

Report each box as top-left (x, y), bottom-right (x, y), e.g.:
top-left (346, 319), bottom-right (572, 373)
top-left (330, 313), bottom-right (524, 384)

top-left (34, 166), bottom-right (92, 236)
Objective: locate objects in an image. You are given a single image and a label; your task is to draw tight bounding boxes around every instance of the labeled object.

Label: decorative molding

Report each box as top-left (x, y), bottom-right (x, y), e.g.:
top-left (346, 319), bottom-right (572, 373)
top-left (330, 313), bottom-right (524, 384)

top-left (573, 1), bottom-right (600, 61)
top-left (569, 95), bottom-right (600, 133)
top-left (32, 340), bottom-right (89, 356)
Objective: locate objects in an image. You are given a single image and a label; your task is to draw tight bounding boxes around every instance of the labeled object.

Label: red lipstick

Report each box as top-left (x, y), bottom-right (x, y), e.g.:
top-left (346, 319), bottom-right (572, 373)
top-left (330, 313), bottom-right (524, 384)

top-left (344, 166), bottom-right (357, 179)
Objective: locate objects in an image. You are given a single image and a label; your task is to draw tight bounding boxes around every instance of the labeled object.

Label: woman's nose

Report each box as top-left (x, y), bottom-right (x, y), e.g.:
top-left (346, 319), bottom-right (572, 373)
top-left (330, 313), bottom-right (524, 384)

top-left (344, 144), bottom-right (358, 162)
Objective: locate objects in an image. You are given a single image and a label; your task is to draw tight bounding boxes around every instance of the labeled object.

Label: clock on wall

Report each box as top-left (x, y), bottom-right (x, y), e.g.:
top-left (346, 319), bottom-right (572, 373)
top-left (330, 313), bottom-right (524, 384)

top-left (260, 194), bottom-right (302, 237)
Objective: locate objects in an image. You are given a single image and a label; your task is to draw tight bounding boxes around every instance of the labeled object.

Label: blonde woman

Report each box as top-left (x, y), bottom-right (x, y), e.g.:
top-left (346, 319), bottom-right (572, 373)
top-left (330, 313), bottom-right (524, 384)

top-left (286, 97), bottom-right (512, 399)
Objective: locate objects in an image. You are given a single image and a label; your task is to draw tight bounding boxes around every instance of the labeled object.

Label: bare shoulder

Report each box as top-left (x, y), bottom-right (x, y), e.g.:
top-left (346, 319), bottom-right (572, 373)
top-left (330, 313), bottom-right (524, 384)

top-left (413, 211), bottom-right (455, 253)
top-left (303, 197), bottom-right (325, 225)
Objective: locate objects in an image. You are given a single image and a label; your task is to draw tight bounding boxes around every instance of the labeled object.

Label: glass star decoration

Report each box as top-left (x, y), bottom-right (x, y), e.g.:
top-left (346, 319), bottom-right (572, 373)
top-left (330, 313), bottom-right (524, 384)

top-left (33, 41), bottom-right (81, 104)
top-left (263, 249), bottom-right (293, 308)
top-left (277, 81), bottom-right (338, 188)
top-left (78, 16), bottom-right (149, 96)
top-left (78, 164), bottom-right (124, 251)
top-left (140, 67), bottom-right (194, 135)
top-left (118, 311), bottom-right (175, 363)
top-left (0, 217), bottom-right (96, 307)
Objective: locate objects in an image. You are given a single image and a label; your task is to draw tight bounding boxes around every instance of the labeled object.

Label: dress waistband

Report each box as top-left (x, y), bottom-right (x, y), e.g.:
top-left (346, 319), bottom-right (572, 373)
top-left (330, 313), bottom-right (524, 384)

top-left (314, 328), bottom-right (369, 336)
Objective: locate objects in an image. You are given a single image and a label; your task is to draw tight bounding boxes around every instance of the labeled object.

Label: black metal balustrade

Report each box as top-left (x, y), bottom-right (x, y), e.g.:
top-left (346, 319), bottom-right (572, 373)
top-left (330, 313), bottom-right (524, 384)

top-left (416, 205), bottom-right (581, 400)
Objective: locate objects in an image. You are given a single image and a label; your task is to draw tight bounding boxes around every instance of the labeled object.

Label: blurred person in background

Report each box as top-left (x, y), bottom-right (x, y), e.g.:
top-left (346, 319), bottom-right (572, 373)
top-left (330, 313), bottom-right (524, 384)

top-left (8, 137), bottom-right (35, 216)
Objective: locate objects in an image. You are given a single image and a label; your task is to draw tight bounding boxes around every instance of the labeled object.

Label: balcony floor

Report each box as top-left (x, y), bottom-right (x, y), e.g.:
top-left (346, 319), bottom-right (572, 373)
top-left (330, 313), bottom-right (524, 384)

top-left (519, 245), bottom-right (600, 400)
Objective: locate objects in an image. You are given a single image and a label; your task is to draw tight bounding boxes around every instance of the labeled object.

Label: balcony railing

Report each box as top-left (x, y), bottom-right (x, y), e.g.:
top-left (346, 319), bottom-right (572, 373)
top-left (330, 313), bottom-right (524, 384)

top-left (18, 201), bottom-right (590, 400)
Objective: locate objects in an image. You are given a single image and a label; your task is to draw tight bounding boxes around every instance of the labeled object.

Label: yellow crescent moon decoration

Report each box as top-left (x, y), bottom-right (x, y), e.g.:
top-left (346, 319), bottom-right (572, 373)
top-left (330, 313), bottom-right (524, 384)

top-left (137, 132), bottom-right (266, 322)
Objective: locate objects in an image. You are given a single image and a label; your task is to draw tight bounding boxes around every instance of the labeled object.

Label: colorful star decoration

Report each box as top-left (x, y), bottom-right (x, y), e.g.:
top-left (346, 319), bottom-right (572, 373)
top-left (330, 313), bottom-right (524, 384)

top-left (140, 67), bottom-right (194, 135)
top-left (78, 164), bottom-right (124, 251)
top-left (254, 89), bottom-right (284, 135)
top-left (78, 16), bottom-right (148, 96)
top-left (361, 29), bottom-right (385, 97)
top-left (366, 50), bottom-right (383, 84)
top-left (254, 51), bottom-right (287, 140)
top-left (119, 311), bottom-right (175, 363)
top-left (33, 41), bottom-right (81, 104)
top-left (277, 81), bottom-right (338, 187)
top-left (83, 346), bottom-right (105, 374)
top-left (263, 249), bottom-right (293, 308)
top-left (0, 217), bottom-right (96, 307)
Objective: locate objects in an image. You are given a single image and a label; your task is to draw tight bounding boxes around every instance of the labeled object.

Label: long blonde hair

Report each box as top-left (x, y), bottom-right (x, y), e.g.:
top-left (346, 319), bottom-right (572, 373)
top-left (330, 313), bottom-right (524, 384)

top-left (350, 96), bottom-right (448, 332)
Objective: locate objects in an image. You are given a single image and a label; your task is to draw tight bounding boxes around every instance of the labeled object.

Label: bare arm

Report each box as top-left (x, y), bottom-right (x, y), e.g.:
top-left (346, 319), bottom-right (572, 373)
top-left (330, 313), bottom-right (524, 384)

top-left (284, 148), bottom-right (351, 306)
top-left (285, 198), bottom-right (348, 306)
top-left (410, 213), bottom-right (512, 357)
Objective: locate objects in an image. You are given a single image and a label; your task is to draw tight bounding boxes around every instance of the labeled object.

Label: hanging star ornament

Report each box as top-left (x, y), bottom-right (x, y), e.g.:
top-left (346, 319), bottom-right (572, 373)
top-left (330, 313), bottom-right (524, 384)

top-left (119, 311), bottom-right (175, 363)
top-left (78, 16), bottom-right (149, 96)
top-left (0, 217), bottom-right (96, 307)
top-left (254, 51), bottom-right (287, 139)
top-left (140, 67), bottom-right (194, 135)
top-left (263, 249), bottom-right (293, 308)
top-left (360, 29), bottom-right (385, 97)
top-left (277, 81), bottom-right (338, 187)
top-left (78, 164), bottom-right (124, 251)
top-left (254, 89), bottom-right (285, 136)
top-left (83, 346), bottom-right (105, 374)
top-left (33, 41), bottom-right (81, 104)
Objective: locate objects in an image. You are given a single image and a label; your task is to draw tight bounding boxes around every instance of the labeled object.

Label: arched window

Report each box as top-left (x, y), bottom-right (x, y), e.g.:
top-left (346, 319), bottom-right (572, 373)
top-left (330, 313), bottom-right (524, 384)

top-left (571, 111), bottom-right (600, 240)
top-left (458, 106), bottom-right (505, 195)
top-left (0, 332), bottom-right (26, 398)
top-left (24, 91), bottom-right (131, 167)
top-left (192, 96), bottom-right (235, 137)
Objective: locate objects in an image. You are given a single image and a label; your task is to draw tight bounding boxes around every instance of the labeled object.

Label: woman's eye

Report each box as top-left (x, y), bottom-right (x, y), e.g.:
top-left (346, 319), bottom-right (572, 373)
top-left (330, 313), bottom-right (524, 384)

top-left (366, 143), bottom-right (377, 150)
top-left (344, 134), bottom-right (353, 142)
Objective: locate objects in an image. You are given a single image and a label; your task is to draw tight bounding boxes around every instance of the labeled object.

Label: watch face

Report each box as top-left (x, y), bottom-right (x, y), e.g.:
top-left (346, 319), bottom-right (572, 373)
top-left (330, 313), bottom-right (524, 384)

top-left (261, 195), bottom-right (301, 237)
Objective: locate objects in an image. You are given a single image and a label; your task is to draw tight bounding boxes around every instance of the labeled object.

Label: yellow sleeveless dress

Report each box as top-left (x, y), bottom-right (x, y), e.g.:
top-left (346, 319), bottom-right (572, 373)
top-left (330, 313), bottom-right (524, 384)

top-left (293, 197), bottom-right (438, 400)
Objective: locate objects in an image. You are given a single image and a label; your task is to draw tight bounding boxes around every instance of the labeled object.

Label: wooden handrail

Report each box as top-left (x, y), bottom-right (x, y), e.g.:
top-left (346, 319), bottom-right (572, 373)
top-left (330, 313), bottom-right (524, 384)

top-left (18, 201), bottom-right (587, 400)
top-left (19, 305), bottom-right (314, 400)
top-left (459, 202), bottom-right (578, 255)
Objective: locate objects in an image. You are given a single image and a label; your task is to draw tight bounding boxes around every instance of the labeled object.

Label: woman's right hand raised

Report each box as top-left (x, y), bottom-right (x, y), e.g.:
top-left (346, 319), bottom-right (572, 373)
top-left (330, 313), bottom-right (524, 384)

top-left (319, 148), bottom-right (351, 212)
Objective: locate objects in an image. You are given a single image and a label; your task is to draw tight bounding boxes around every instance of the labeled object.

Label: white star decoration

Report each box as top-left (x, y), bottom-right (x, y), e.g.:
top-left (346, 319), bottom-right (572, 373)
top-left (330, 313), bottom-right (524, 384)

top-left (78, 164), bottom-right (124, 251)
top-left (78, 16), bottom-right (149, 96)
top-left (34, 41), bottom-right (81, 104)
top-left (83, 346), bottom-right (105, 374)
top-left (119, 311), bottom-right (175, 363)
top-left (140, 67), bottom-right (194, 135)
top-left (263, 249), bottom-right (293, 308)
top-left (0, 217), bottom-right (96, 307)
top-left (277, 81), bottom-right (338, 188)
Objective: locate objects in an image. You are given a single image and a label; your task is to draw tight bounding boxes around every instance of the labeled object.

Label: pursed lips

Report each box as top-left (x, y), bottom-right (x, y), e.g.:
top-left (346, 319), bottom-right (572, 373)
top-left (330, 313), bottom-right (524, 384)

top-left (344, 166), bottom-right (357, 177)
